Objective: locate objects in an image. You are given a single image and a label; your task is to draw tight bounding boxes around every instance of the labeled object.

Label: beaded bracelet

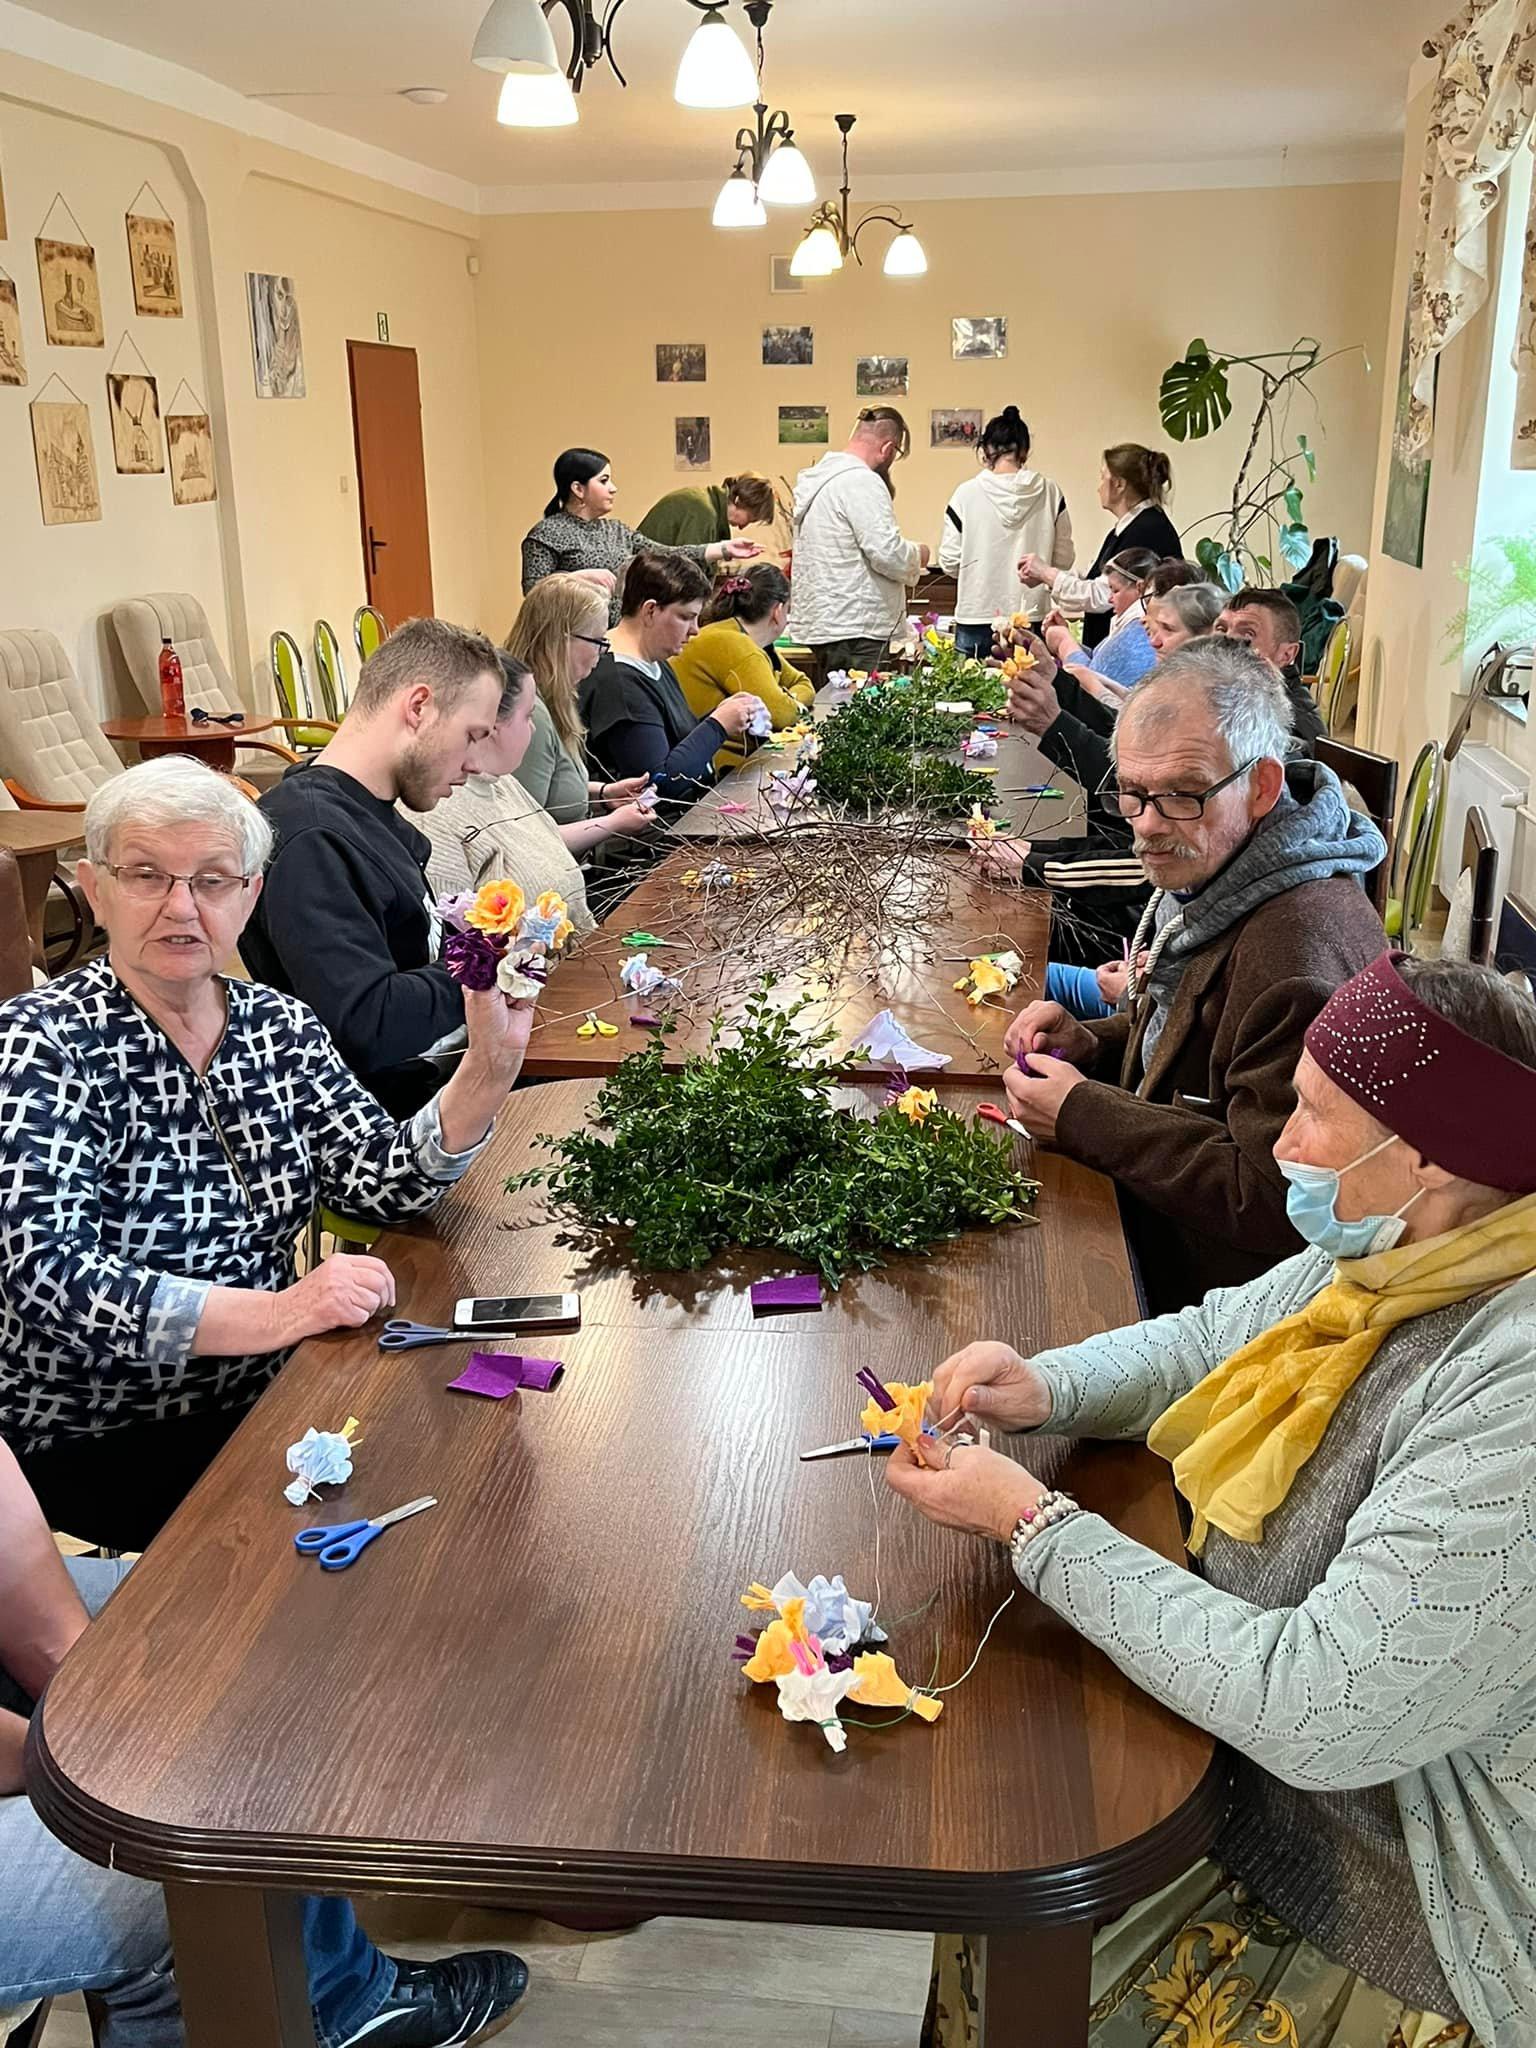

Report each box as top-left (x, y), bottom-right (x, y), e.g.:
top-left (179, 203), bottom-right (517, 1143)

top-left (1007, 1488), bottom-right (1081, 1566)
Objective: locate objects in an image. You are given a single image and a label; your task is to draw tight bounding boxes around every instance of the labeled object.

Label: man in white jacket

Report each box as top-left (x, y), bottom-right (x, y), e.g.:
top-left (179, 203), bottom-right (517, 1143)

top-left (787, 407), bottom-right (929, 674)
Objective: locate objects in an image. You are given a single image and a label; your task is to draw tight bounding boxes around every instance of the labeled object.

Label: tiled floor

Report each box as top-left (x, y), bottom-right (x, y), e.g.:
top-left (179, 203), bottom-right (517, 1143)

top-left (39, 1908), bottom-right (930, 2046)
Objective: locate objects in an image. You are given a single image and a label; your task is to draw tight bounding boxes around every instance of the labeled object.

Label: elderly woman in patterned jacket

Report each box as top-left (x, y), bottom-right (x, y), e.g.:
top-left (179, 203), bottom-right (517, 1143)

top-left (889, 955), bottom-right (1536, 2048)
top-left (0, 756), bottom-right (535, 1553)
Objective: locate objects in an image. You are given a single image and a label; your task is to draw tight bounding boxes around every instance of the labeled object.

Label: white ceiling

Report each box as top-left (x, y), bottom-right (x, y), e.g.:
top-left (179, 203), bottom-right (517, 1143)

top-left (11, 0), bottom-right (1448, 204)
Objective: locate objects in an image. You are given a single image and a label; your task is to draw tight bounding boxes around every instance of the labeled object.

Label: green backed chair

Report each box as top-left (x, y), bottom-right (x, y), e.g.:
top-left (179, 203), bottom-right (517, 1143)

top-left (313, 618), bottom-right (349, 722)
top-left (354, 605), bottom-right (388, 662)
top-left (1313, 618), bottom-right (1353, 737)
top-left (1383, 739), bottom-right (1445, 946)
top-left (270, 630), bottom-right (337, 753)
top-left (307, 1206), bottom-right (383, 1267)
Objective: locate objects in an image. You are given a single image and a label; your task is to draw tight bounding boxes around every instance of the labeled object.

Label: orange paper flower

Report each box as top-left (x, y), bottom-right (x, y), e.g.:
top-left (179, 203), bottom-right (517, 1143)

top-left (740, 1619), bottom-right (799, 1682)
top-left (846, 1651), bottom-right (942, 1720)
top-left (859, 1378), bottom-right (932, 1448)
top-left (465, 879), bottom-right (526, 935)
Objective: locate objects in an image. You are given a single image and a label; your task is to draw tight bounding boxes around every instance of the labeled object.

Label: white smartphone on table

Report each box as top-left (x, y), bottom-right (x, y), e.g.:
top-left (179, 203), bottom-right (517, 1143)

top-left (451, 1293), bottom-right (581, 1331)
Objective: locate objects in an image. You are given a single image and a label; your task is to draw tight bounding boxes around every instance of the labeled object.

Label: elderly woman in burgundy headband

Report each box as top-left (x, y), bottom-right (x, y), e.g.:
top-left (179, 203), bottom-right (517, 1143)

top-left (890, 953), bottom-right (1536, 2048)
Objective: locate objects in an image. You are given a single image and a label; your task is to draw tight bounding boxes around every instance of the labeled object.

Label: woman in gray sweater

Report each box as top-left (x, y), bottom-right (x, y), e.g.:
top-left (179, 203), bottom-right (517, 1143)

top-left (890, 954), bottom-right (1536, 2048)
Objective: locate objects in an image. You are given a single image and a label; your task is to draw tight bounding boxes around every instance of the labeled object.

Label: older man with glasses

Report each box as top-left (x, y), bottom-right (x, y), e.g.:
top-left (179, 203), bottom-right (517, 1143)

top-left (1000, 639), bottom-right (1386, 1312)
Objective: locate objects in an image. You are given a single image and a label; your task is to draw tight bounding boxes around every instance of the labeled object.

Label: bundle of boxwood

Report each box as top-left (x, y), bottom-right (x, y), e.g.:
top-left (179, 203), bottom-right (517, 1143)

top-left (813, 663), bottom-right (1008, 815)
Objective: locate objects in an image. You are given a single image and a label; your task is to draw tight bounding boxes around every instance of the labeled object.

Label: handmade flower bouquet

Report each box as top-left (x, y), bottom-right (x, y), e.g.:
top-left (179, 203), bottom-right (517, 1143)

top-left (438, 879), bottom-right (574, 998)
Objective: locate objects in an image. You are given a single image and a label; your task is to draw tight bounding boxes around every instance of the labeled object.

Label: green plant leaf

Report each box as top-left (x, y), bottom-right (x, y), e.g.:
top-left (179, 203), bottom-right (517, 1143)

top-left (1296, 432), bottom-right (1316, 480)
top-left (1159, 342), bottom-right (1232, 443)
top-left (1283, 485), bottom-right (1305, 525)
top-left (1254, 554), bottom-right (1273, 574)
top-left (1278, 522), bottom-right (1312, 570)
top-left (1217, 549), bottom-right (1245, 593)
top-left (1194, 536), bottom-right (1225, 578)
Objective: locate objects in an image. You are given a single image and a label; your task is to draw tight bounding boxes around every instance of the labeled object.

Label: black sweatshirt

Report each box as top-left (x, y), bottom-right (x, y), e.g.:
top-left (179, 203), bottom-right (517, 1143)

top-left (578, 653), bottom-right (728, 807)
top-left (1081, 505), bottom-right (1183, 647)
top-left (239, 763), bottom-right (462, 1116)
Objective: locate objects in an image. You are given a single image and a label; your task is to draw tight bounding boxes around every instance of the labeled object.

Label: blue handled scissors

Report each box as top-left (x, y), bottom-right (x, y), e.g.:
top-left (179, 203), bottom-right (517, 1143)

top-left (800, 1432), bottom-right (901, 1460)
top-left (378, 1320), bottom-right (470, 1351)
top-left (294, 1495), bottom-right (437, 1570)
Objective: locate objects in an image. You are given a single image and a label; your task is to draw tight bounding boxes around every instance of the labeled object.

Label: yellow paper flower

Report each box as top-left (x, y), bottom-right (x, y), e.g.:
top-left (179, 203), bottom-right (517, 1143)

top-left (466, 879), bottom-right (526, 935)
top-left (741, 1619), bottom-right (798, 1682)
top-left (966, 803), bottom-right (999, 841)
top-left (894, 1085), bottom-right (937, 1124)
top-left (740, 1582), bottom-right (778, 1612)
top-left (847, 1651), bottom-right (945, 1721)
top-left (780, 1595), bottom-right (812, 1646)
top-left (965, 958), bottom-right (1011, 1006)
top-left (534, 890), bottom-right (576, 950)
top-left (859, 1378), bottom-right (933, 1447)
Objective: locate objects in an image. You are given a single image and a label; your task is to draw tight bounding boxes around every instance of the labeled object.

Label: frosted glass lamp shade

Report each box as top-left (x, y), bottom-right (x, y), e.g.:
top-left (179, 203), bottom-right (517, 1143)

top-left (789, 225), bottom-right (843, 277)
top-left (497, 68), bottom-right (579, 124)
top-left (756, 140), bottom-right (816, 206)
top-left (675, 9), bottom-right (758, 108)
top-left (883, 230), bottom-right (928, 277)
top-left (713, 170), bottom-right (767, 227)
top-left (473, 0), bottom-right (559, 75)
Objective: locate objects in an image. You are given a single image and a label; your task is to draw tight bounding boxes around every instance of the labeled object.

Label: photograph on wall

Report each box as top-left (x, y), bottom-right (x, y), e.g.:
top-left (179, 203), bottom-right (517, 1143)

top-left (0, 279), bottom-right (27, 388)
top-left (167, 411), bottom-right (216, 505)
top-left (1382, 307), bottom-right (1433, 569)
top-left (951, 316), bottom-right (1007, 361)
top-left (36, 238), bottom-right (104, 347)
top-left (856, 354), bottom-right (908, 397)
top-left (763, 324), bottom-right (813, 366)
top-left (674, 415), bottom-right (711, 470)
top-left (107, 371), bottom-right (165, 475)
top-left (30, 397), bottom-right (102, 525)
top-left (778, 404), bottom-right (829, 446)
top-left (931, 407), bottom-right (984, 449)
top-left (126, 213), bottom-right (183, 318)
top-left (655, 341), bottom-right (706, 383)
top-left (246, 272), bottom-right (307, 399)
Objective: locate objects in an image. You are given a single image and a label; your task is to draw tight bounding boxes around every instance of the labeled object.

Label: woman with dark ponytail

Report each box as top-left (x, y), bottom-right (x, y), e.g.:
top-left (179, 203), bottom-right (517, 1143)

top-left (520, 448), bottom-right (762, 624)
top-left (671, 562), bottom-right (814, 770)
top-left (938, 406), bottom-right (1072, 657)
top-left (1020, 441), bottom-right (1180, 649)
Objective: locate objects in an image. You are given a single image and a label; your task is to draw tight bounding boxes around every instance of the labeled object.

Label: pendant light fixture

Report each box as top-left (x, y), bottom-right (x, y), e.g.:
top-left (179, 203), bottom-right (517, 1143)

top-left (707, 2), bottom-right (814, 231)
top-left (497, 68), bottom-right (579, 124)
top-left (787, 114), bottom-right (929, 280)
top-left (471, 0), bottom-right (631, 124)
top-left (675, 1), bottom-right (759, 108)
top-left (712, 166), bottom-right (768, 227)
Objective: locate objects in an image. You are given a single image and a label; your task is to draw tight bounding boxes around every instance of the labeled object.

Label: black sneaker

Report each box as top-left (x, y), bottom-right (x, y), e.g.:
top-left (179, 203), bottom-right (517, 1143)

top-left (337, 1949), bottom-right (530, 2046)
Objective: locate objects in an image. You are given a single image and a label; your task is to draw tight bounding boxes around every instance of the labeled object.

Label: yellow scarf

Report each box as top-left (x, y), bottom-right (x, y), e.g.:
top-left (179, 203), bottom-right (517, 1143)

top-left (1147, 1192), bottom-right (1536, 1553)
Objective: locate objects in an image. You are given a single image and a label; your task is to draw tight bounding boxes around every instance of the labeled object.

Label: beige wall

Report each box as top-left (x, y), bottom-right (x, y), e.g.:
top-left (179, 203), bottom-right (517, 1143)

top-left (478, 182), bottom-right (1397, 623)
top-left (0, 46), bottom-right (486, 718)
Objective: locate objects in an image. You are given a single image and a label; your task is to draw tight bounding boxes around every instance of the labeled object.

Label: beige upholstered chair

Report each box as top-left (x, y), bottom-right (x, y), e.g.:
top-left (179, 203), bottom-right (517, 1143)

top-left (109, 592), bottom-right (301, 767)
top-left (0, 628), bottom-right (121, 810)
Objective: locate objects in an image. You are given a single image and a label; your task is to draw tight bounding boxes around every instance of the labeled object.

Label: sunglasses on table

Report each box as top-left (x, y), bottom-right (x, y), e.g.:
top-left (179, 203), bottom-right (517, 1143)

top-left (1096, 759), bottom-right (1259, 821)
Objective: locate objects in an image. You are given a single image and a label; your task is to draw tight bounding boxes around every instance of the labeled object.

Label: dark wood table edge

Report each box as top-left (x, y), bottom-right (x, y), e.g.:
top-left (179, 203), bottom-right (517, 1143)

top-left (28, 1716), bottom-right (1228, 1930)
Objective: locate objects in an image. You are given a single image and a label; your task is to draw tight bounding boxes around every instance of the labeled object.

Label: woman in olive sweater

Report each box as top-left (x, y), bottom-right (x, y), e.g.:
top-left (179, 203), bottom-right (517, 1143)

top-left (638, 473), bottom-right (777, 547)
top-left (671, 563), bottom-right (813, 771)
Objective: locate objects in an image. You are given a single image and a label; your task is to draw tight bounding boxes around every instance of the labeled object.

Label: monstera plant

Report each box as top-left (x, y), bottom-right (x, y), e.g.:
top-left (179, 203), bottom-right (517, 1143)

top-left (1158, 336), bottom-right (1363, 592)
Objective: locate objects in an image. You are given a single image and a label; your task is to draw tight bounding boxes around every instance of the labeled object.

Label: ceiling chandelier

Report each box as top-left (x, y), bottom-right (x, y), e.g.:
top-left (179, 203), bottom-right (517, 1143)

top-left (790, 114), bottom-right (927, 278)
top-left (473, 0), bottom-right (761, 127)
top-left (711, 0), bottom-right (815, 227)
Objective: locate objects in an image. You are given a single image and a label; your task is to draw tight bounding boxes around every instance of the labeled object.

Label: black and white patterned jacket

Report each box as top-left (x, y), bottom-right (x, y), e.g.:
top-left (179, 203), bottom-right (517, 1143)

top-left (0, 959), bottom-right (482, 1452)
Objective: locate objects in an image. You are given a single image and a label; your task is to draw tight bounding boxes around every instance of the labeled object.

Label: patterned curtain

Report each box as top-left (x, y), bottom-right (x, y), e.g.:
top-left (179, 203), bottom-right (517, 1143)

top-left (1403, 0), bottom-right (1536, 459)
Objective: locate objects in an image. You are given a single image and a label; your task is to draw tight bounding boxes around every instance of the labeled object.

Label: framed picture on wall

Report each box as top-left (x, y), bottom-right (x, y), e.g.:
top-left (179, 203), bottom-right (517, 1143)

top-left (30, 397), bottom-right (102, 525)
top-left (107, 371), bottom-right (165, 475)
top-left (763, 325), bottom-right (813, 366)
top-left (36, 238), bottom-right (104, 348)
top-left (932, 407), bottom-right (983, 449)
top-left (856, 355), bottom-right (907, 396)
top-left (0, 278), bottom-right (27, 388)
top-left (167, 411), bottom-right (217, 504)
top-left (778, 405), bottom-right (828, 445)
top-left (1382, 308), bottom-right (1432, 569)
top-left (247, 272), bottom-right (307, 399)
top-left (126, 213), bottom-right (183, 319)
top-left (951, 316), bottom-right (1007, 361)
top-left (675, 415), bottom-right (711, 470)
top-left (656, 341), bottom-right (706, 383)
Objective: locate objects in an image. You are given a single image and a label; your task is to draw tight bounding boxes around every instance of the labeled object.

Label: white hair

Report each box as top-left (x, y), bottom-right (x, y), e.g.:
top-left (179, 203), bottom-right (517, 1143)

top-left (83, 755), bottom-right (273, 872)
top-left (1114, 634), bottom-right (1294, 776)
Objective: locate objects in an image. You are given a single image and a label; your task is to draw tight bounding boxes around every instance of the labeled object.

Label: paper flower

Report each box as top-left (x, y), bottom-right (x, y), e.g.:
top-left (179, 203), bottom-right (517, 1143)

top-left (954, 953), bottom-right (1022, 1008)
top-left (848, 1651), bottom-right (943, 1722)
top-left (620, 954), bottom-right (676, 999)
top-left (963, 731), bottom-right (998, 761)
top-left (774, 1665), bottom-right (858, 1751)
top-left (465, 879), bottom-right (527, 935)
top-left (746, 697), bottom-right (774, 738)
top-left (436, 890), bottom-right (476, 933)
top-left (966, 804), bottom-right (1000, 842)
top-left (770, 1572), bottom-right (884, 1656)
top-left (576, 1011), bottom-right (619, 1039)
top-left (284, 1419), bottom-right (359, 1506)
top-left (496, 956), bottom-right (545, 1000)
top-left (893, 1085), bottom-right (938, 1124)
top-left (444, 928), bottom-right (502, 992)
top-left (740, 1619), bottom-right (801, 1682)
top-left (859, 1378), bottom-right (932, 1447)
top-left (681, 861), bottom-right (737, 890)
top-left (522, 889), bottom-right (574, 950)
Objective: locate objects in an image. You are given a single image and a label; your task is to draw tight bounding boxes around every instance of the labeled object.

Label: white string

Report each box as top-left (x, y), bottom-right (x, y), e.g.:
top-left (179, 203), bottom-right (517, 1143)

top-left (864, 1440), bottom-right (883, 1623)
top-left (922, 1585), bottom-right (1017, 1695)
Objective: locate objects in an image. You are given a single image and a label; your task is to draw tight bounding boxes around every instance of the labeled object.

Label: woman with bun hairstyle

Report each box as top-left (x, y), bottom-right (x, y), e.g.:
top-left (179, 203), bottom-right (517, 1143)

top-left (520, 447), bottom-right (761, 624)
top-left (938, 406), bottom-right (1073, 657)
top-left (1020, 441), bottom-right (1180, 649)
top-left (671, 562), bottom-right (814, 771)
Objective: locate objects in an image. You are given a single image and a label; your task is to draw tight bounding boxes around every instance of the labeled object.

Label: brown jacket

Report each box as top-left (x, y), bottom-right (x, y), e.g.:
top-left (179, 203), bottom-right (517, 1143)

top-left (1054, 875), bottom-right (1386, 1314)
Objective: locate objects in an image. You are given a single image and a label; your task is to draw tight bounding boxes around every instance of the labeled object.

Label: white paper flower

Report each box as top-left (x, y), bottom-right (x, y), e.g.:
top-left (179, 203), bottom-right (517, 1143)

top-left (284, 1426), bottom-right (354, 1505)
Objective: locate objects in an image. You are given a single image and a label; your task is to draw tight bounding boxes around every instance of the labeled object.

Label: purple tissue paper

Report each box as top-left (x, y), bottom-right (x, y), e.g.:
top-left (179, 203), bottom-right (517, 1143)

top-left (516, 1356), bottom-right (565, 1392)
top-left (449, 1352), bottom-right (566, 1399)
top-left (751, 1274), bottom-right (824, 1314)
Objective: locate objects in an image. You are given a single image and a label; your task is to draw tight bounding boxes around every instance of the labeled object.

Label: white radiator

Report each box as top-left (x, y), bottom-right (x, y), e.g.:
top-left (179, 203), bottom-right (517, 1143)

top-left (1437, 742), bottom-right (1530, 899)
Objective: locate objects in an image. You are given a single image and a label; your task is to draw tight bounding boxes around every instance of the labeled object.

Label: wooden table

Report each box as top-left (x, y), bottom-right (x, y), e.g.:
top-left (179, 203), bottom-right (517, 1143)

top-left (102, 714), bottom-right (278, 775)
top-left (0, 809), bottom-right (85, 971)
top-left (674, 689), bottom-right (1086, 847)
top-left (528, 843), bottom-right (1050, 1083)
top-left (29, 1081), bottom-right (1221, 2048)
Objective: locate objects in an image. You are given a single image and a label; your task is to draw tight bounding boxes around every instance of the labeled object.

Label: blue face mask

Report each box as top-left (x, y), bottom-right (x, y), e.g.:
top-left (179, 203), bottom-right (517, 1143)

top-left (1278, 1134), bottom-right (1424, 1260)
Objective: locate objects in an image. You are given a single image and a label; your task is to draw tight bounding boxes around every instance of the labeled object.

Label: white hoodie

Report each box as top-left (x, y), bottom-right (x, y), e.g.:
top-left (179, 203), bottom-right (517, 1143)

top-left (938, 468), bottom-right (1073, 625)
top-left (787, 451), bottom-right (923, 644)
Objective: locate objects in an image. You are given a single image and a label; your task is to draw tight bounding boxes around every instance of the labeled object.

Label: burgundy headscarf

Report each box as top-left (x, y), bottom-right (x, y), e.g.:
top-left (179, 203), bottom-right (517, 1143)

top-left (1304, 951), bottom-right (1536, 1193)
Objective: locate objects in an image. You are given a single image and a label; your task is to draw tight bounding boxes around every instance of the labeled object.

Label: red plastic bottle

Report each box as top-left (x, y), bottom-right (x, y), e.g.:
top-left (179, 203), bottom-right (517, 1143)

top-left (157, 637), bottom-right (185, 721)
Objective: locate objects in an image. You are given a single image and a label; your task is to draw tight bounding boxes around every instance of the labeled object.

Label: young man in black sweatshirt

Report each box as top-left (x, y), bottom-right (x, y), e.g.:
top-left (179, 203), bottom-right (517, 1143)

top-left (240, 617), bottom-right (506, 1115)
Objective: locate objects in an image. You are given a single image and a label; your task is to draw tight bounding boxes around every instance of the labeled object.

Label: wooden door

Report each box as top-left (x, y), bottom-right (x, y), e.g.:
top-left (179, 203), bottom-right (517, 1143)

top-left (347, 340), bottom-right (434, 625)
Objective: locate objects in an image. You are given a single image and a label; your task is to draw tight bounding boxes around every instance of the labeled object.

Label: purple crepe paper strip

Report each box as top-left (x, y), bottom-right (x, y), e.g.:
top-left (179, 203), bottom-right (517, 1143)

top-left (751, 1274), bottom-right (823, 1313)
top-left (631, 1013), bottom-right (661, 1028)
top-left (515, 1356), bottom-right (565, 1391)
top-left (449, 1352), bottom-right (565, 1399)
top-left (855, 1366), bottom-right (897, 1411)
top-left (1016, 1046), bottom-right (1066, 1071)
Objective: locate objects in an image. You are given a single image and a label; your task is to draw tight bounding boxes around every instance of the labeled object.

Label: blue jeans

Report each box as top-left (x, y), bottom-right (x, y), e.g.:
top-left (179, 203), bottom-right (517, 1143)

top-left (952, 622), bottom-right (994, 659)
top-left (0, 1559), bottom-right (393, 2048)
